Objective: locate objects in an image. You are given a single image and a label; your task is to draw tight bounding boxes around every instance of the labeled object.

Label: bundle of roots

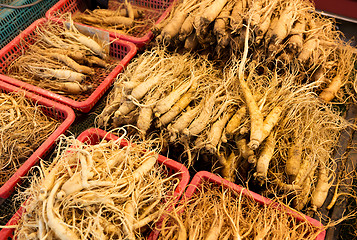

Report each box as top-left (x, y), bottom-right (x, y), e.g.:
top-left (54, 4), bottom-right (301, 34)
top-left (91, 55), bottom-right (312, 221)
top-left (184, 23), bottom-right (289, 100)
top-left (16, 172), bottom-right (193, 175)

top-left (7, 20), bottom-right (113, 97)
top-left (72, 0), bottom-right (146, 35)
top-left (156, 182), bottom-right (323, 239)
top-left (14, 130), bottom-right (179, 239)
top-left (97, 47), bottom-right (352, 212)
top-left (153, 0), bottom-right (357, 104)
top-left (0, 92), bottom-right (58, 185)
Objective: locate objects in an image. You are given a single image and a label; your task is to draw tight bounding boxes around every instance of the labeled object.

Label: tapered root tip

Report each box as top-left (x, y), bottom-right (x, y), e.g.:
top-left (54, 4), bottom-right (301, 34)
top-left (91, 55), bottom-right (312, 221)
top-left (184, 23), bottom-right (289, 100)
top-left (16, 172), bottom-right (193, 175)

top-left (248, 140), bottom-right (259, 150)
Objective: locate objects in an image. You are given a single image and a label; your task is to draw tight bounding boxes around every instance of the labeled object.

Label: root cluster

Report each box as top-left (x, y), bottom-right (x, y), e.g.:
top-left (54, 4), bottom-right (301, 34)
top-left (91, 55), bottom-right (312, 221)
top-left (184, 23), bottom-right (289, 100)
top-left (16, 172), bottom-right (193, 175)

top-left (157, 182), bottom-right (323, 239)
top-left (154, 0), bottom-right (357, 104)
top-left (0, 92), bottom-right (58, 185)
top-left (72, 1), bottom-right (146, 35)
top-left (8, 20), bottom-right (113, 97)
top-left (14, 131), bottom-right (180, 239)
top-left (97, 47), bottom-right (352, 212)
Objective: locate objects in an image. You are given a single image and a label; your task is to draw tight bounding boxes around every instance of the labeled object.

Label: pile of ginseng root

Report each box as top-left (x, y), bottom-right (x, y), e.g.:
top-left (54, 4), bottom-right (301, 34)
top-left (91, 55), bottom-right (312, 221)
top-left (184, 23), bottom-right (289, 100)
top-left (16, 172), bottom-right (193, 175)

top-left (154, 0), bottom-right (357, 103)
top-left (14, 130), bottom-right (180, 240)
top-left (96, 46), bottom-right (353, 213)
top-left (72, 0), bottom-right (146, 35)
top-left (7, 20), bottom-right (112, 97)
top-left (0, 92), bottom-right (58, 185)
top-left (156, 182), bottom-right (323, 239)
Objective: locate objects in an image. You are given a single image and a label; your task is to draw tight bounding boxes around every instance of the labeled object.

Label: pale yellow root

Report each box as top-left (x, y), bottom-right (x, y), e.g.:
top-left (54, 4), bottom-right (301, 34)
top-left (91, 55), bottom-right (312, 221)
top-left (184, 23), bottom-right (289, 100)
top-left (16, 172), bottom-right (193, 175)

top-left (254, 0), bottom-right (277, 44)
top-left (47, 179), bottom-right (80, 240)
top-left (56, 82), bottom-right (92, 94)
top-left (294, 174), bottom-right (312, 211)
top-left (230, 0), bottom-right (247, 32)
top-left (238, 24), bottom-right (264, 150)
top-left (124, 0), bottom-right (135, 20)
top-left (64, 31), bottom-right (106, 59)
top-left (205, 210), bottom-right (223, 240)
top-left (225, 106), bottom-right (247, 139)
top-left (294, 156), bottom-right (317, 187)
top-left (41, 68), bottom-right (86, 82)
top-left (92, 8), bottom-right (142, 18)
top-left (275, 177), bottom-right (302, 192)
top-left (285, 138), bottom-right (303, 183)
top-left (255, 14), bottom-right (271, 44)
top-left (85, 55), bottom-right (108, 68)
top-left (183, 90), bottom-right (220, 137)
top-left (205, 110), bottom-right (234, 153)
top-left (167, 103), bottom-right (202, 142)
top-left (184, 32), bottom-right (199, 51)
top-left (310, 164), bottom-right (331, 211)
top-left (101, 16), bottom-right (134, 27)
top-left (123, 201), bottom-right (135, 240)
top-left (319, 76), bottom-right (342, 102)
top-left (254, 133), bottom-right (276, 182)
top-left (199, 0), bottom-right (228, 26)
top-left (130, 75), bottom-right (163, 100)
top-left (236, 137), bottom-right (256, 164)
top-left (262, 106), bottom-right (283, 140)
top-left (249, 0), bottom-right (264, 28)
top-left (269, 2), bottom-right (296, 46)
top-left (136, 103), bottom-right (154, 136)
top-left (220, 151), bottom-right (239, 182)
top-left (137, 90), bottom-right (162, 136)
top-left (264, 16), bottom-right (279, 46)
top-left (159, 10), bottom-right (188, 44)
top-left (239, 72), bottom-right (264, 150)
top-left (114, 100), bottom-right (136, 117)
top-left (298, 38), bottom-right (319, 63)
top-left (33, 47), bottom-right (95, 74)
top-left (46, 52), bottom-right (94, 75)
top-left (287, 17), bottom-right (306, 54)
top-left (213, 1), bottom-right (233, 49)
top-left (154, 80), bottom-right (194, 117)
top-left (157, 84), bottom-right (196, 127)
top-left (179, 14), bottom-right (195, 41)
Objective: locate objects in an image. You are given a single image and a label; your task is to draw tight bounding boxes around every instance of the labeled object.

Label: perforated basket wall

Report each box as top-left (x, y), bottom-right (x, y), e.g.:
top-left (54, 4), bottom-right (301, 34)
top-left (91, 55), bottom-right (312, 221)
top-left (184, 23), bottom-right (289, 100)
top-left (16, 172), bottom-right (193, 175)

top-left (0, 128), bottom-right (190, 239)
top-left (46, 0), bottom-right (175, 48)
top-left (0, 18), bottom-right (137, 113)
top-left (0, 0), bottom-right (59, 49)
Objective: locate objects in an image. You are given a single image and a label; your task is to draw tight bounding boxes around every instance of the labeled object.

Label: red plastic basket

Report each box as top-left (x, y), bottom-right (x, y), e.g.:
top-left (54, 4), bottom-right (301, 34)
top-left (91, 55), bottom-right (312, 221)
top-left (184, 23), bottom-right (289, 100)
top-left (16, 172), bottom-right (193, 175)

top-left (0, 18), bottom-right (137, 113)
top-left (0, 81), bottom-right (75, 199)
top-left (46, 0), bottom-right (175, 48)
top-left (180, 171), bottom-right (326, 240)
top-left (0, 128), bottom-right (190, 240)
